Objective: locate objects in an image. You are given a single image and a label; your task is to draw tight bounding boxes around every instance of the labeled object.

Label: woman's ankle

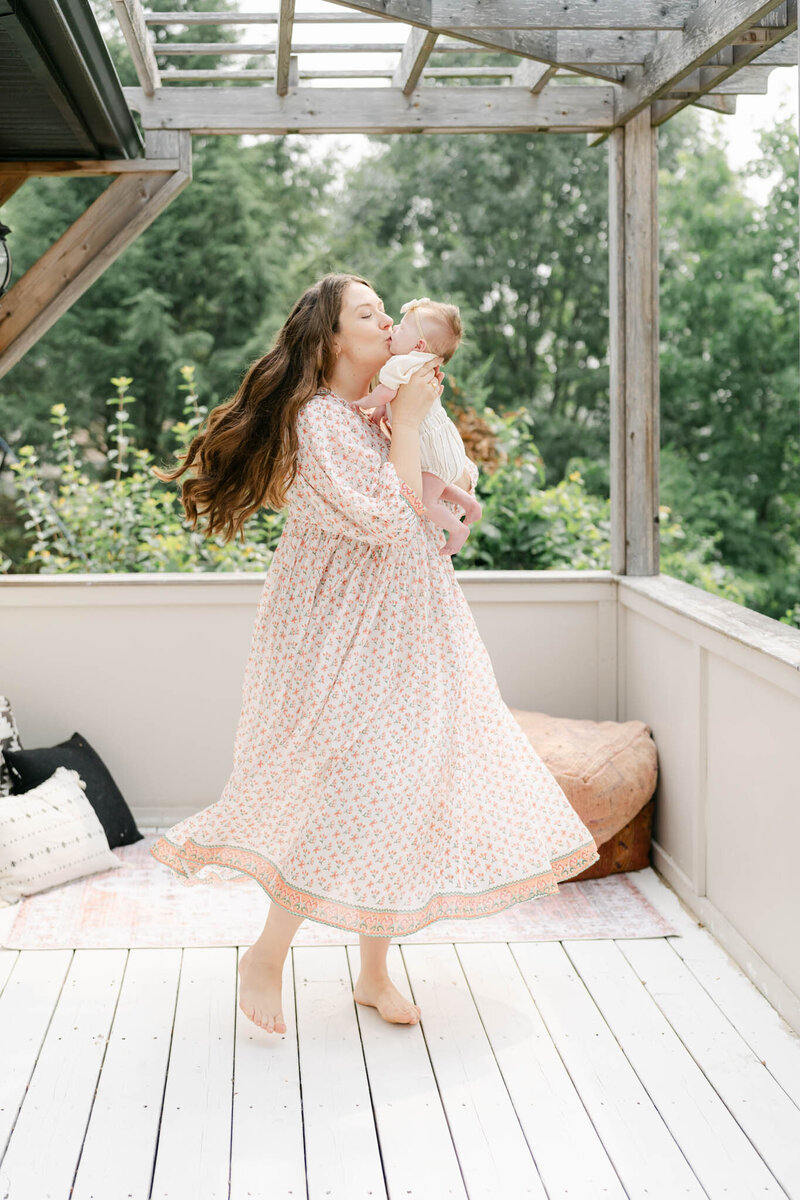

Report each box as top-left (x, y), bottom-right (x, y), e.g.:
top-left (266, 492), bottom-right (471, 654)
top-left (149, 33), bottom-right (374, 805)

top-left (242, 943), bottom-right (286, 971)
top-left (356, 967), bottom-right (391, 986)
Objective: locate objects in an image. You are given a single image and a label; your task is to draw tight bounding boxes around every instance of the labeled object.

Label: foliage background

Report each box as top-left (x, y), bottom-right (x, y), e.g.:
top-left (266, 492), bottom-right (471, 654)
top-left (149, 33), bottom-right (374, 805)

top-left (1, 17), bottom-right (798, 624)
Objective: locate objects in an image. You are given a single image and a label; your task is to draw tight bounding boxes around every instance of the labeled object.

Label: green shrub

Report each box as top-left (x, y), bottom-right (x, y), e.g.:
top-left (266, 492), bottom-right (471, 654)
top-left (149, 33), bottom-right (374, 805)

top-left (3, 366), bottom-right (792, 635)
top-left (2, 366), bottom-right (282, 573)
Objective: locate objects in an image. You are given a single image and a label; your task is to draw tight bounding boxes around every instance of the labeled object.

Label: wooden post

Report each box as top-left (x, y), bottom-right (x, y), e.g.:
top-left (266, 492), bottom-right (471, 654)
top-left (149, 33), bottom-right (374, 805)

top-left (608, 107), bottom-right (660, 576)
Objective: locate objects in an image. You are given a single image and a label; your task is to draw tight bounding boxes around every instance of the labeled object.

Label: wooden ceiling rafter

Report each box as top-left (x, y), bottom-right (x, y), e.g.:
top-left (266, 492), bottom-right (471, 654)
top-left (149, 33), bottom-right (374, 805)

top-left (131, 0), bottom-right (795, 107)
top-left (0, 131), bottom-right (192, 379)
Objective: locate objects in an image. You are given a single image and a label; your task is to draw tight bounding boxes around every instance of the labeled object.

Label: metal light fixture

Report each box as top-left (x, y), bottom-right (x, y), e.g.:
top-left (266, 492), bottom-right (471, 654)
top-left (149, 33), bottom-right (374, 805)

top-left (0, 224), bottom-right (12, 297)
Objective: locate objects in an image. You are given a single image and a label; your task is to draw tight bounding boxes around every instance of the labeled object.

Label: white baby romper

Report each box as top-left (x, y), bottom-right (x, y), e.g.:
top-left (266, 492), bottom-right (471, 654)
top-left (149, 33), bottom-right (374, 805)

top-left (380, 351), bottom-right (469, 488)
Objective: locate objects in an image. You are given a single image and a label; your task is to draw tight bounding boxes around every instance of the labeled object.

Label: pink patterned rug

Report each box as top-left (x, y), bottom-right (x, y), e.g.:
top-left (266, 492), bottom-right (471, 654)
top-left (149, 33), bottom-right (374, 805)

top-left (2, 833), bottom-right (677, 948)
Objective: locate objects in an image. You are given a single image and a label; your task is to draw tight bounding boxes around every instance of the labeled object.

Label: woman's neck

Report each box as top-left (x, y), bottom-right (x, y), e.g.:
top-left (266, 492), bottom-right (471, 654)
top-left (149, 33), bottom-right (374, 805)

top-left (324, 361), bottom-right (376, 403)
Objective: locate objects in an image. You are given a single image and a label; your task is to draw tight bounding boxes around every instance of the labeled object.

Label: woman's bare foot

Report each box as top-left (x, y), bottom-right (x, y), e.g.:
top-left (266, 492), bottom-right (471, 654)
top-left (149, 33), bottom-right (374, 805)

top-left (353, 974), bottom-right (422, 1025)
top-left (237, 946), bottom-right (287, 1033)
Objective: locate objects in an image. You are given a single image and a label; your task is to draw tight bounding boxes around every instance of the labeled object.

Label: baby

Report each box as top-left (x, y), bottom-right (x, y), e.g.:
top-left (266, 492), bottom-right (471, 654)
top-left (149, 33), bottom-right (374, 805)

top-left (355, 297), bottom-right (482, 557)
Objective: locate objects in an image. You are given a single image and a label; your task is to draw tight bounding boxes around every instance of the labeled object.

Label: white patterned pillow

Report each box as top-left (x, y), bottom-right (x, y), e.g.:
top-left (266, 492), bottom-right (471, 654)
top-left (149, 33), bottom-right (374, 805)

top-left (0, 695), bottom-right (22, 799)
top-left (0, 766), bottom-right (122, 906)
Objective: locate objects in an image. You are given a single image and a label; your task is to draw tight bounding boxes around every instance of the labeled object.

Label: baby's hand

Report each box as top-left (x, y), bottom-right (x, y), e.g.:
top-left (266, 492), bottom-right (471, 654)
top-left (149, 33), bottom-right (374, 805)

top-left (366, 404), bottom-right (388, 426)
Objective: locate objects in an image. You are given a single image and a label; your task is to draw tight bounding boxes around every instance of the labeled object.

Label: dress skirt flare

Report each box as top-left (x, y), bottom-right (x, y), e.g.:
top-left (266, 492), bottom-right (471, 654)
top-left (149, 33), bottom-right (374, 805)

top-left (150, 389), bottom-right (600, 937)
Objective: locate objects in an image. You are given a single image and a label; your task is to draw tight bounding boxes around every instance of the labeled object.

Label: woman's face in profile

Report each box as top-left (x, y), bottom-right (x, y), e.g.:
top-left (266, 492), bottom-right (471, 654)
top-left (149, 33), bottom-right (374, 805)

top-left (336, 280), bottom-right (394, 374)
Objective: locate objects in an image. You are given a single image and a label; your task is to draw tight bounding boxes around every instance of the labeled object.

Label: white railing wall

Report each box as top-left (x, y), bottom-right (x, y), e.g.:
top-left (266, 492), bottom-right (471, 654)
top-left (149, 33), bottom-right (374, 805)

top-left (1, 569), bottom-right (798, 1032)
top-left (616, 573), bottom-right (800, 1036)
top-left (0, 570), bottom-right (618, 833)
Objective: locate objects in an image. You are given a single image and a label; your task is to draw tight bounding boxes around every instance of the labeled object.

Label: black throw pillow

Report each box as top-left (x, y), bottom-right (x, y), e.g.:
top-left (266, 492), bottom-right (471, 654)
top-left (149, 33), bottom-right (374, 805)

top-left (3, 731), bottom-right (143, 849)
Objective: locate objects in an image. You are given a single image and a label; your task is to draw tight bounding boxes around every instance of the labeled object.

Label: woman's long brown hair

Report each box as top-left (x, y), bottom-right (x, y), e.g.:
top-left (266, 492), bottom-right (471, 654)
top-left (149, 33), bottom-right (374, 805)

top-left (151, 272), bottom-right (371, 544)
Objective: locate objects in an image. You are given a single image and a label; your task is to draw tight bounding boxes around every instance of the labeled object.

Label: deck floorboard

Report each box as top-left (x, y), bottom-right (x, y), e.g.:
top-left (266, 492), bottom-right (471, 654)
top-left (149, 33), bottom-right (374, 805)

top-left (0, 857), bottom-right (798, 1200)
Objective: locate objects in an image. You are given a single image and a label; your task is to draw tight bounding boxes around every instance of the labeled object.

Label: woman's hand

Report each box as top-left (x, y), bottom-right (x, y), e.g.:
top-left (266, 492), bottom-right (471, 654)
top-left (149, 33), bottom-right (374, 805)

top-left (391, 360), bottom-right (442, 429)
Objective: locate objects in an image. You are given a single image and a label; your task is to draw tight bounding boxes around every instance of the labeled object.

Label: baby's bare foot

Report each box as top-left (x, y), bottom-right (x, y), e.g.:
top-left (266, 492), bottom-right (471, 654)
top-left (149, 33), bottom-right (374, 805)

top-left (353, 974), bottom-right (421, 1025)
top-left (462, 496), bottom-right (482, 526)
top-left (440, 523), bottom-right (470, 557)
top-left (237, 947), bottom-right (287, 1033)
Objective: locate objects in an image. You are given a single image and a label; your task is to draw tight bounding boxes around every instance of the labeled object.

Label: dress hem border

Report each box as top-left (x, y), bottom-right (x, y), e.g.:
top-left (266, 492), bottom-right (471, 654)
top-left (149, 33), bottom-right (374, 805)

top-left (148, 833), bottom-right (601, 938)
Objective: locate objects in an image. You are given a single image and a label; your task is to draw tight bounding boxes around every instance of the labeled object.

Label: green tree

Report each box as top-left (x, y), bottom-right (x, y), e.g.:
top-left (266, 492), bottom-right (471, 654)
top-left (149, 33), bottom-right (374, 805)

top-left (0, 136), bottom-right (334, 452)
top-left (327, 127), bottom-right (611, 485)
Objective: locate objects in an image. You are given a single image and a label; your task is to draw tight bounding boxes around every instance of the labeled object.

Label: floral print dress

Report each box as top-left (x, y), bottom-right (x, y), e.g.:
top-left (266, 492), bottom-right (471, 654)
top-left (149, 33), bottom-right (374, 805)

top-left (150, 388), bottom-right (600, 937)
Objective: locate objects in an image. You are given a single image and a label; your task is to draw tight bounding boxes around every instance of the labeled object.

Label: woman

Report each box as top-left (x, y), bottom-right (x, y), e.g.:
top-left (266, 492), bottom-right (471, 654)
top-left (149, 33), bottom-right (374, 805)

top-left (150, 272), bottom-right (599, 1036)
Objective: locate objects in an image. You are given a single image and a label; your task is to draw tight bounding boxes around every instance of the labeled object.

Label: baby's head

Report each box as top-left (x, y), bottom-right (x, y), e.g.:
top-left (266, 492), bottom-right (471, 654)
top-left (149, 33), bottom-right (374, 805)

top-left (390, 298), bottom-right (463, 363)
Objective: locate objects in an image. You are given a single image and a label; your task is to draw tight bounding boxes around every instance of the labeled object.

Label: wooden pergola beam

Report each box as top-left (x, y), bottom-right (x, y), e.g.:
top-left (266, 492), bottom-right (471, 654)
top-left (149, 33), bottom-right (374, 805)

top-left (160, 67), bottom-right (518, 81)
top-left (122, 84), bottom-right (616, 134)
top-left (136, 11), bottom-right (796, 67)
top-left (512, 60), bottom-right (558, 93)
top-left (0, 132), bottom-right (192, 380)
top-left (753, 29), bottom-right (798, 59)
top-left (0, 159), bottom-right (183, 176)
top-left (673, 94), bottom-right (737, 113)
top-left (141, 9), bottom-right (386, 22)
top-left (591, 0), bottom-right (795, 139)
top-left (392, 28), bottom-right (438, 95)
top-left (0, 156), bottom-right (183, 237)
top-left (556, 32), bottom-right (658, 65)
top-left (111, 0), bottom-right (161, 97)
top-left (276, 0), bottom-right (295, 96)
top-left (322, 1), bottom-right (623, 83)
top-left (430, 0), bottom-right (695, 30)
top-left (146, 40), bottom-right (619, 87)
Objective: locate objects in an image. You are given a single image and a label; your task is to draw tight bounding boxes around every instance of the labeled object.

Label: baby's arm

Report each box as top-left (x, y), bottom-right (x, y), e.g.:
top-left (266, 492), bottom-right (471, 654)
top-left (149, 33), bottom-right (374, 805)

top-left (356, 381), bottom-right (398, 410)
top-left (358, 381), bottom-right (398, 425)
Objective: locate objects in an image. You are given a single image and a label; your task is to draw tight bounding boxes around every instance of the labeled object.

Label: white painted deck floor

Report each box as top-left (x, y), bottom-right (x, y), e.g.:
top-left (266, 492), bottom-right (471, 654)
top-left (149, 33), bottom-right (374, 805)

top-left (0, 856), bottom-right (799, 1200)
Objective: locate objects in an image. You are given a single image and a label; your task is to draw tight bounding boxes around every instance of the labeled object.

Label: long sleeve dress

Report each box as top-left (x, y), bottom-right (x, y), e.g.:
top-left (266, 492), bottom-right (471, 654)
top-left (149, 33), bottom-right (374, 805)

top-left (149, 387), bottom-right (600, 937)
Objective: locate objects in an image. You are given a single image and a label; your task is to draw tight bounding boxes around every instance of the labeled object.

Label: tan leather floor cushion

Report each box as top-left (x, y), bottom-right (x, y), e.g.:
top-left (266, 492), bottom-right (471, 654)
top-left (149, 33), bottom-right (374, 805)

top-left (508, 708), bottom-right (658, 847)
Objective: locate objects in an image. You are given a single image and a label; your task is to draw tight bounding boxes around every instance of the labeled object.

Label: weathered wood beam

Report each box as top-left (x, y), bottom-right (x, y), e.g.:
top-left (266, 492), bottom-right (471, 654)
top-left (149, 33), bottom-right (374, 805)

top-left (750, 28), bottom-right (797, 59)
top-left (0, 132), bottom-right (192, 380)
top-left (140, 13), bottom-right (796, 66)
top-left (160, 67), bottom-right (517, 81)
top-left (153, 41), bottom-right (411, 54)
top-left (671, 63), bottom-right (773, 93)
top-left (608, 108), bottom-right (660, 576)
top-left (512, 60), bottom-right (558, 93)
top-left (556, 31), bottom-right (658, 65)
top-left (276, 0), bottom-right (295, 96)
top-left (393, 27), bottom-right (438, 94)
top-left (688, 94), bottom-right (738, 113)
top-left (431, 0), bottom-right (694, 29)
top-left (152, 39), bottom-right (492, 54)
top-left (111, 0), bottom-right (161, 96)
top-left (651, 93), bottom-right (737, 121)
top-left (147, 37), bottom-right (616, 64)
top-left (322, 0), bottom-right (623, 83)
top-left (123, 84), bottom-right (616, 133)
top-left (0, 159), bottom-right (182, 175)
top-left (142, 10), bottom-right (386, 22)
top-left (592, 0), bottom-right (795, 139)
top-left (559, 29), bottom-right (794, 67)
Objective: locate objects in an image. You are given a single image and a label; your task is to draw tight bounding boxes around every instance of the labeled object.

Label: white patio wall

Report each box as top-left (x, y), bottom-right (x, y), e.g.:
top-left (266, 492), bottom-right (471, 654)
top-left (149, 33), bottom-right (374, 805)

top-left (1, 569), bottom-right (798, 1033)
